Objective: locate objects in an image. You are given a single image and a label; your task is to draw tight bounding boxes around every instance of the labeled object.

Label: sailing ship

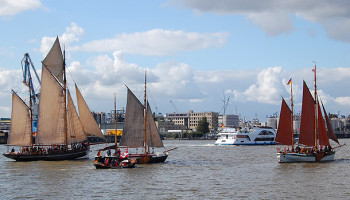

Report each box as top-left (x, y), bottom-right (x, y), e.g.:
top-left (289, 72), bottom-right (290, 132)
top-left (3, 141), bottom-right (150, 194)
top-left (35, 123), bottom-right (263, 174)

top-left (94, 94), bottom-right (136, 169)
top-left (276, 65), bottom-right (341, 162)
top-left (119, 73), bottom-right (174, 164)
top-left (3, 37), bottom-right (104, 161)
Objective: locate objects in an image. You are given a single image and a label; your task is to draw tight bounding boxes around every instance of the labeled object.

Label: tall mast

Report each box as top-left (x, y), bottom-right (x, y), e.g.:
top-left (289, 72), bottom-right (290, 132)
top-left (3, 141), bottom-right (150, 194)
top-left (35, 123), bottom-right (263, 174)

top-left (290, 79), bottom-right (294, 149)
top-left (313, 62), bottom-right (318, 148)
top-left (63, 47), bottom-right (68, 147)
top-left (114, 93), bottom-right (118, 149)
top-left (29, 77), bottom-right (34, 147)
top-left (144, 71), bottom-right (147, 154)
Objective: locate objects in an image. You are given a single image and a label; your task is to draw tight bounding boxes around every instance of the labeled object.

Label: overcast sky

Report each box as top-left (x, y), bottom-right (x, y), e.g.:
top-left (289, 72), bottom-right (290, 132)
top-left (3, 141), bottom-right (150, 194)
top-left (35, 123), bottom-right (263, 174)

top-left (1, 0), bottom-right (350, 121)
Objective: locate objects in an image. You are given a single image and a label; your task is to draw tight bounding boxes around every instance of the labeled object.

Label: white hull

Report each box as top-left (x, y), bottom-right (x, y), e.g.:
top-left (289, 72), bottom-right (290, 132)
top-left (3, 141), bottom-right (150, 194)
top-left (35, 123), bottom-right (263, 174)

top-left (215, 127), bottom-right (276, 146)
top-left (277, 152), bottom-right (335, 163)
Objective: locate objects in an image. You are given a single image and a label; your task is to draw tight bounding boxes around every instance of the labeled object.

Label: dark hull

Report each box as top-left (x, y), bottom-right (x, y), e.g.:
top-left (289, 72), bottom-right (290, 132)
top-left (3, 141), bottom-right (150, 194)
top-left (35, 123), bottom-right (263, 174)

top-left (129, 153), bottom-right (168, 164)
top-left (94, 155), bottom-right (136, 169)
top-left (3, 148), bottom-right (89, 161)
top-left (94, 162), bottom-right (135, 169)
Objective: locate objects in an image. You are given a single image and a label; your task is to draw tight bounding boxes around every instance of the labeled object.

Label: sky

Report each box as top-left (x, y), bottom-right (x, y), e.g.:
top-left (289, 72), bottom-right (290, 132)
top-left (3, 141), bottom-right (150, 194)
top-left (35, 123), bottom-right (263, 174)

top-left (1, 0), bottom-right (350, 121)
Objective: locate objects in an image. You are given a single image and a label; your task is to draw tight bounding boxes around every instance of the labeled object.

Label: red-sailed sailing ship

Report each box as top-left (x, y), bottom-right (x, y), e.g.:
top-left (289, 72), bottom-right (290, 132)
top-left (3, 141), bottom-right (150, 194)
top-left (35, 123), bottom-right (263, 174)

top-left (276, 65), bottom-right (341, 162)
top-left (3, 37), bottom-right (104, 161)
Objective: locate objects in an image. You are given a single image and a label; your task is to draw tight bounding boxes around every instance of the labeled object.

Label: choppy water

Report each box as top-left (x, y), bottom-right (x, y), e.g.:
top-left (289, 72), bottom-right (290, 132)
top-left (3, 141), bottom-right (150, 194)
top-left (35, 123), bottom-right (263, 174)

top-left (1, 139), bottom-right (350, 199)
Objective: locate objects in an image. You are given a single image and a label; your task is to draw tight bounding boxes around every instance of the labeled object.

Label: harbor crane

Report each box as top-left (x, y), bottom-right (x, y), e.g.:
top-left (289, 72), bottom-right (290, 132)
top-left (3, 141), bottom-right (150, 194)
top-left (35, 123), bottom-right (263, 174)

top-left (22, 53), bottom-right (41, 104)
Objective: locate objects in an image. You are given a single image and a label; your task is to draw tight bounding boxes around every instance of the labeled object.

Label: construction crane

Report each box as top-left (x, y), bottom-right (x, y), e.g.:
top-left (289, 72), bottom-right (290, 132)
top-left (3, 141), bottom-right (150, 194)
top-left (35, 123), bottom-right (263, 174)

top-left (22, 53), bottom-right (41, 104)
top-left (170, 100), bottom-right (181, 113)
top-left (222, 94), bottom-right (230, 115)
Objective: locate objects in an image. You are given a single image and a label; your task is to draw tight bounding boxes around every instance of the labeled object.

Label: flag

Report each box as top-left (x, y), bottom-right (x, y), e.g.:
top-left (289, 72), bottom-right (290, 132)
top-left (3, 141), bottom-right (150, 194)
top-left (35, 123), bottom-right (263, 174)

top-left (97, 150), bottom-right (101, 157)
top-left (287, 78), bottom-right (292, 85)
top-left (221, 124), bottom-right (225, 128)
top-left (120, 148), bottom-right (129, 158)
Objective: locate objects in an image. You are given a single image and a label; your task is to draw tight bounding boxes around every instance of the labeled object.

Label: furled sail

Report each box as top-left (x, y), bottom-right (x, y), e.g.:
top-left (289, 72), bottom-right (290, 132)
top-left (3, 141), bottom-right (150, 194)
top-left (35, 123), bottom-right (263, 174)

top-left (322, 101), bottom-right (339, 144)
top-left (275, 98), bottom-right (293, 145)
top-left (67, 90), bottom-right (87, 144)
top-left (75, 84), bottom-right (104, 138)
top-left (317, 102), bottom-right (330, 146)
top-left (119, 88), bottom-right (145, 147)
top-left (7, 91), bottom-right (32, 146)
top-left (42, 37), bottom-right (64, 83)
top-left (299, 81), bottom-right (316, 146)
top-left (146, 102), bottom-right (164, 147)
top-left (36, 66), bottom-right (66, 145)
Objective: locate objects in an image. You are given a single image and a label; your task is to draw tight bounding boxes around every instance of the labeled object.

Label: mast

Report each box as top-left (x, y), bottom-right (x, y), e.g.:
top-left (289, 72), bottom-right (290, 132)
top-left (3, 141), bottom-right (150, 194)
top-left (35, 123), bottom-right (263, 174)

top-left (114, 93), bottom-right (118, 149)
top-left (29, 77), bottom-right (34, 147)
top-left (144, 71), bottom-right (147, 154)
top-left (63, 47), bottom-right (68, 147)
top-left (290, 79), bottom-right (294, 149)
top-left (313, 62), bottom-right (318, 148)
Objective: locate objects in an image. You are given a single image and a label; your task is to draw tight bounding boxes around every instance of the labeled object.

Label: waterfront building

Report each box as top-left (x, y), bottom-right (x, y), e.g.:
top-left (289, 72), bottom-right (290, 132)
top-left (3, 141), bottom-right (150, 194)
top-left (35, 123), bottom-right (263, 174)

top-left (218, 114), bottom-right (239, 127)
top-left (188, 111), bottom-right (218, 130)
top-left (166, 112), bottom-right (190, 128)
top-left (166, 110), bottom-right (219, 131)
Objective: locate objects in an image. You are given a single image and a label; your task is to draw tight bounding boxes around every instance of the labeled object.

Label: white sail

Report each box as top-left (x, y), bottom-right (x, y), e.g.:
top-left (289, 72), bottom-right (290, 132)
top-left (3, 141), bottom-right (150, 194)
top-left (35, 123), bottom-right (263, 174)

top-left (67, 90), bottom-right (87, 143)
top-left (42, 37), bottom-right (64, 83)
top-left (75, 84), bottom-right (104, 138)
top-left (36, 66), bottom-right (66, 145)
top-left (7, 91), bottom-right (32, 146)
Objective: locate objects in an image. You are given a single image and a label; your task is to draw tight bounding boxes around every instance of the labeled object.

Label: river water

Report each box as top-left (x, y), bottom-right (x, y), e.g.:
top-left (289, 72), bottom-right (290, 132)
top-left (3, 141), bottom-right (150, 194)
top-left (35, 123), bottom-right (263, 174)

top-left (1, 139), bottom-right (350, 199)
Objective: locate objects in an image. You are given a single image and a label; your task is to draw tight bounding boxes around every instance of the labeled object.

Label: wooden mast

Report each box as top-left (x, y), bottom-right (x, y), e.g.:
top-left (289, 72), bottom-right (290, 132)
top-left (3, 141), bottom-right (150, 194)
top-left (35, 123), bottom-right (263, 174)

top-left (144, 71), bottom-right (147, 154)
top-left (63, 47), bottom-right (68, 147)
top-left (114, 93), bottom-right (118, 150)
top-left (290, 79), bottom-right (294, 149)
top-left (313, 62), bottom-right (318, 148)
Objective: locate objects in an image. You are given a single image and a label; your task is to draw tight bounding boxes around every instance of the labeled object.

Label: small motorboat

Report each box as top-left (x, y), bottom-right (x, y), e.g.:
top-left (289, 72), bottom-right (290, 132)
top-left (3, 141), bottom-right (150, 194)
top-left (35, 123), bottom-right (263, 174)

top-left (93, 148), bottom-right (136, 169)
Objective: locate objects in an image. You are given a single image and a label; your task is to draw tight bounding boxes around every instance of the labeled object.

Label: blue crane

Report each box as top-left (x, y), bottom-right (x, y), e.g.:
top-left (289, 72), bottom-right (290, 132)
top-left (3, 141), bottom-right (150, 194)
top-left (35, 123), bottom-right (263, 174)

top-left (22, 53), bottom-right (41, 104)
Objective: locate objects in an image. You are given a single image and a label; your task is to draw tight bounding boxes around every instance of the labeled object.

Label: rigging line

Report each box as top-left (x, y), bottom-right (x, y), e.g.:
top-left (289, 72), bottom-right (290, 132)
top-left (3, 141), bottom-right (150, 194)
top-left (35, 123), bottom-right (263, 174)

top-left (66, 68), bottom-right (77, 85)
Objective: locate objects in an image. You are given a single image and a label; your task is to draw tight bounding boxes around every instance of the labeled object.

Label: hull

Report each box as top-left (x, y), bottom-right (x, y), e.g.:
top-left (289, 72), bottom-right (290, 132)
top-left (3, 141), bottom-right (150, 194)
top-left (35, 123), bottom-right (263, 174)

top-left (277, 151), bottom-right (335, 163)
top-left (3, 147), bottom-right (89, 161)
top-left (94, 163), bottom-right (135, 169)
top-left (129, 153), bottom-right (168, 164)
top-left (215, 141), bottom-right (277, 146)
top-left (94, 156), bottom-right (136, 169)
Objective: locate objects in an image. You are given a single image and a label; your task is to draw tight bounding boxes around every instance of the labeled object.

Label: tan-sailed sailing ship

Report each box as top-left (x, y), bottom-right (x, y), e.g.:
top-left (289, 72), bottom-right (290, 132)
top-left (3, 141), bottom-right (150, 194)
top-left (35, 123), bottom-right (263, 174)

top-left (119, 73), bottom-right (175, 164)
top-left (276, 65), bottom-right (342, 162)
top-left (3, 37), bottom-right (104, 161)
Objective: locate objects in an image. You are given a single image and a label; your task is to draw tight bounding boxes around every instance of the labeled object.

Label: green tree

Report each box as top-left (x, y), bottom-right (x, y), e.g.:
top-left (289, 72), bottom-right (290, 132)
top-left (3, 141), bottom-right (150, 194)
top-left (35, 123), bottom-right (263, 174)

top-left (196, 117), bottom-right (210, 137)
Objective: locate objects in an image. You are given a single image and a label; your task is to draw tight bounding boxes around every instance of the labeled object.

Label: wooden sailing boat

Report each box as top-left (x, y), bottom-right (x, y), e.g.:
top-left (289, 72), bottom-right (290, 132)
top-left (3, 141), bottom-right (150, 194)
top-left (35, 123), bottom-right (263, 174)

top-left (119, 72), bottom-right (171, 164)
top-left (277, 65), bottom-right (341, 162)
top-left (93, 94), bottom-right (136, 169)
top-left (3, 37), bottom-right (104, 161)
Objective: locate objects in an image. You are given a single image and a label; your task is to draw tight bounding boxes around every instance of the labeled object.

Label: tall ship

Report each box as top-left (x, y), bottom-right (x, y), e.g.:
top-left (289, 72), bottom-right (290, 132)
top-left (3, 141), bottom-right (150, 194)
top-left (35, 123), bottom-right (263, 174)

top-left (119, 73), bottom-right (174, 164)
top-left (215, 126), bottom-right (276, 145)
top-left (3, 37), bottom-right (104, 161)
top-left (276, 65), bottom-right (341, 162)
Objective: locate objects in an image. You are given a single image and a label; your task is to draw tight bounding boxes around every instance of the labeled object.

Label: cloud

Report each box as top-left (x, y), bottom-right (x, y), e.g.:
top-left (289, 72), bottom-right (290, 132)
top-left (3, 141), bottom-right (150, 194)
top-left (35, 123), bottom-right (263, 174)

top-left (335, 97), bottom-right (350, 106)
top-left (167, 0), bottom-right (350, 41)
top-left (1, 47), bottom-right (350, 118)
top-left (231, 67), bottom-right (285, 104)
top-left (0, 0), bottom-right (42, 16)
top-left (70, 29), bottom-right (229, 56)
top-left (40, 22), bottom-right (85, 56)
